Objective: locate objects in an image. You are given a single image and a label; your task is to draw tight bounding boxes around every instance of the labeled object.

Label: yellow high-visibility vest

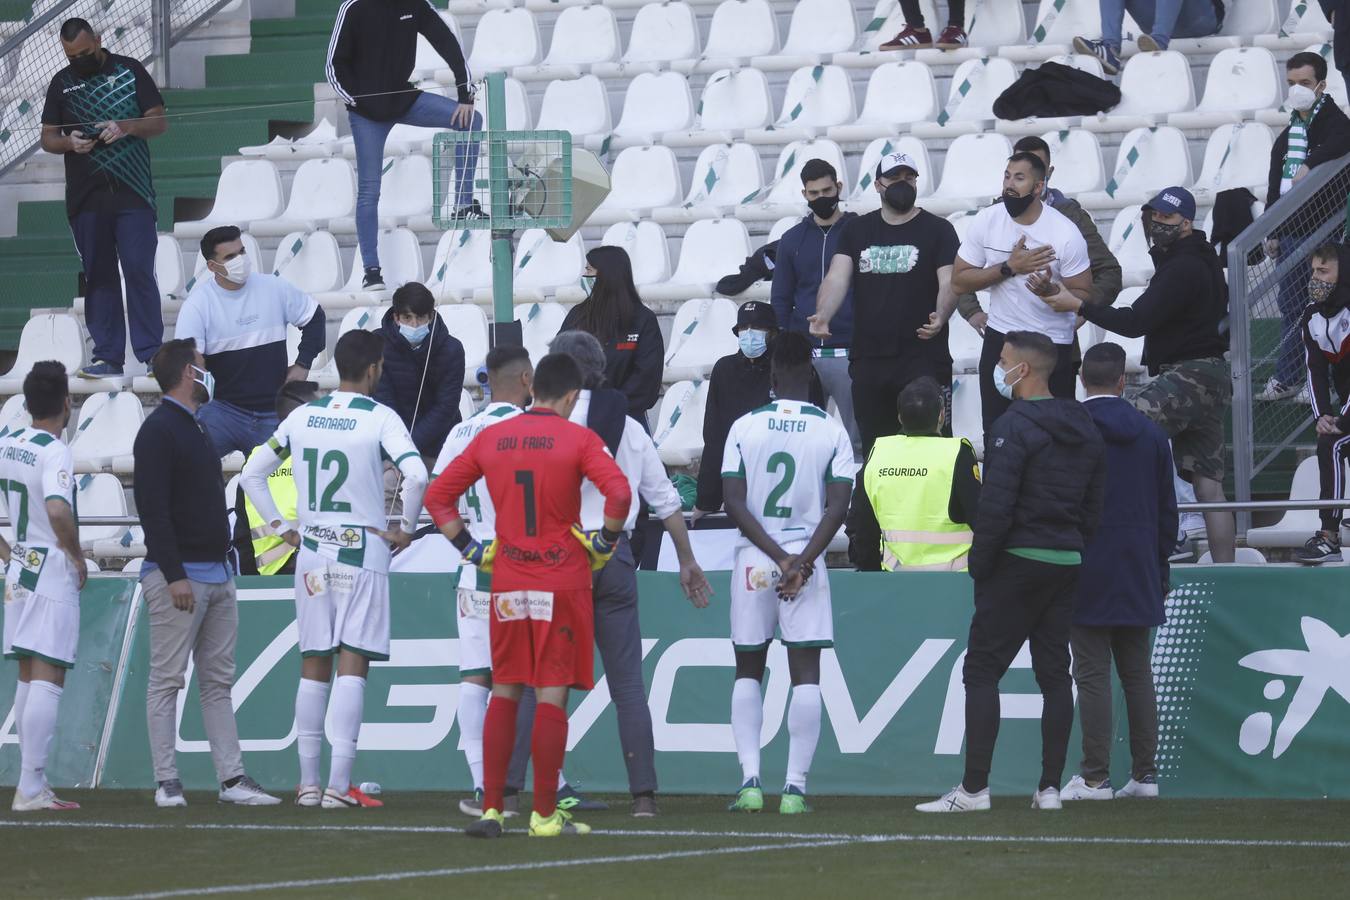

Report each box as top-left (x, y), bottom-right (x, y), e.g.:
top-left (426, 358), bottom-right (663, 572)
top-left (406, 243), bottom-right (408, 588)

top-left (863, 435), bottom-right (974, 572)
top-left (244, 445), bottom-right (298, 576)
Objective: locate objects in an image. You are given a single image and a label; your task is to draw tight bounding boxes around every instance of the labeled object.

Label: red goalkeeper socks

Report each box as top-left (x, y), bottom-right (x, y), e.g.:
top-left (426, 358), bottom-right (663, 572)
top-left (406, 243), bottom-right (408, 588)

top-left (481, 695), bottom-right (518, 814)
top-left (531, 701), bottom-right (569, 817)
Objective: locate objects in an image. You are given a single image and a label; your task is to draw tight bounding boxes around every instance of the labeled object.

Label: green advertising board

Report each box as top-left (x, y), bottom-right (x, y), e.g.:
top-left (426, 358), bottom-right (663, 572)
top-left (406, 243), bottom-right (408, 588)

top-left (5, 569), bottom-right (1350, 798)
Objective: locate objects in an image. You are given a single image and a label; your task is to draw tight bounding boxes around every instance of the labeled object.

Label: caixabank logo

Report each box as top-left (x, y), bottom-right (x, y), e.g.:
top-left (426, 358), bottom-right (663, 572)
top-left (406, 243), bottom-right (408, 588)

top-left (1237, 616), bottom-right (1350, 760)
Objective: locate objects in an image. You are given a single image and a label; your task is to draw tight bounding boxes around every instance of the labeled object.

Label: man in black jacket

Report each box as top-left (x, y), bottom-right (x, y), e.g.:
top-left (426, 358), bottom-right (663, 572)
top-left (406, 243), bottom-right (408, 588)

top-left (917, 331), bottom-right (1104, 814)
top-left (327, 0), bottom-right (481, 292)
top-left (133, 339), bottom-right (278, 808)
top-left (1041, 186), bottom-right (1235, 563)
top-left (374, 282), bottom-right (465, 461)
top-left (1259, 50), bottom-right (1350, 401)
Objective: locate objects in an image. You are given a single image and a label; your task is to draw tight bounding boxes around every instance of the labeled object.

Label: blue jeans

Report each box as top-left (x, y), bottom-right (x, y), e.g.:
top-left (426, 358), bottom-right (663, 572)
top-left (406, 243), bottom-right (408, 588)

top-left (197, 399), bottom-right (280, 459)
top-left (348, 92), bottom-right (482, 270)
top-left (1101, 0), bottom-right (1220, 49)
top-left (1274, 234), bottom-right (1312, 387)
top-left (70, 207), bottom-right (163, 366)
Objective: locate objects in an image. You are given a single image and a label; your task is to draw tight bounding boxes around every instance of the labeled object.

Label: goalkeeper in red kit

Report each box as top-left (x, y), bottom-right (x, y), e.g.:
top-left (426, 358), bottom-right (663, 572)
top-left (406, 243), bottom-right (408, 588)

top-left (426, 353), bottom-right (632, 838)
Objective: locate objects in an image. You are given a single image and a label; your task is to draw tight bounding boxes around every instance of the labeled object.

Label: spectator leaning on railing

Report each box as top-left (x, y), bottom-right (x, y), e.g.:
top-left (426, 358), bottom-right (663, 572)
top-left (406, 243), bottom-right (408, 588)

top-left (41, 17), bottom-right (167, 380)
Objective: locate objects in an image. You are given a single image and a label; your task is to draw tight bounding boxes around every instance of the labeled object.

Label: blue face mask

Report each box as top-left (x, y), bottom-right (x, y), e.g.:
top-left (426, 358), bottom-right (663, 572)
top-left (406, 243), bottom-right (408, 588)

top-left (993, 363), bottom-right (1024, 400)
top-left (399, 322), bottom-right (430, 346)
top-left (739, 329), bottom-right (768, 359)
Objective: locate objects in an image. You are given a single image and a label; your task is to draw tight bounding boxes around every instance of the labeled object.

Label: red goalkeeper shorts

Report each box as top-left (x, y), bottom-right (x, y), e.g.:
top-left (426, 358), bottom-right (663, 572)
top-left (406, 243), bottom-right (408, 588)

top-left (488, 589), bottom-right (594, 689)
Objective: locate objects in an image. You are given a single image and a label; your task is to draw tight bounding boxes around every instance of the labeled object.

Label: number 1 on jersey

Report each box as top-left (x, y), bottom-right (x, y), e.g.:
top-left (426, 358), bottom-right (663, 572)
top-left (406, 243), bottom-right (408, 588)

top-left (515, 469), bottom-right (537, 536)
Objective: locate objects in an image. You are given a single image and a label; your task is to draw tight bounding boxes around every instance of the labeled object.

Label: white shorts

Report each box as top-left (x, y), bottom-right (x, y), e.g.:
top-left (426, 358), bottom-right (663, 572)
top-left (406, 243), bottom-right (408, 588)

top-left (729, 543), bottom-right (833, 650)
top-left (294, 547), bottom-right (390, 661)
top-left (456, 564), bottom-right (492, 675)
top-left (2, 584), bottom-right (78, 668)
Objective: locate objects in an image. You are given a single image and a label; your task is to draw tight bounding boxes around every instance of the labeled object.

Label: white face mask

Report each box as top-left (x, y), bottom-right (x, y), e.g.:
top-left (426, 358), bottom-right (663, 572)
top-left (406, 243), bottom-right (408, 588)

top-left (1288, 83), bottom-right (1318, 112)
top-left (219, 253), bottom-right (251, 285)
top-left (191, 364), bottom-right (215, 402)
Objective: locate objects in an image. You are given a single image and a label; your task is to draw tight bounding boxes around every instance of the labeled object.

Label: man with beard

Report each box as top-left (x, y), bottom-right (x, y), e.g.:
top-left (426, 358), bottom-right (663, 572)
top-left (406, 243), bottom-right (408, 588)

top-left (810, 151), bottom-right (960, 454)
top-left (950, 152), bottom-right (1093, 438)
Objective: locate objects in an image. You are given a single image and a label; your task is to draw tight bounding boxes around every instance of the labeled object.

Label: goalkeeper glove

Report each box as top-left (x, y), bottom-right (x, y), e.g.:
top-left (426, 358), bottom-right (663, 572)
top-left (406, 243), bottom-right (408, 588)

top-left (452, 531), bottom-right (498, 573)
top-left (571, 525), bottom-right (619, 571)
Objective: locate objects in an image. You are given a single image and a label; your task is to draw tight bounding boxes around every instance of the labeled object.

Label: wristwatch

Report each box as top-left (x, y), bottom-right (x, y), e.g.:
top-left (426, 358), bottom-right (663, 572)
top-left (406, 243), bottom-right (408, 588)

top-left (999, 262), bottom-right (1014, 278)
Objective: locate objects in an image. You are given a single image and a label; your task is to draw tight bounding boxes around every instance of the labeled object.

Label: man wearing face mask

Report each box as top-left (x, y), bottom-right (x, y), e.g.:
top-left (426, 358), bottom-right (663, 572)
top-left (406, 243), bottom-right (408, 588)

top-left (374, 282), bottom-right (465, 462)
top-left (810, 152), bottom-right (960, 454)
top-left (40, 18), bottom-right (168, 379)
top-left (1295, 244), bottom-right (1350, 563)
top-left (1258, 51), bottom-right (1350, 402)
top-left (772, 159), bottom-right (861, 455)
top-left (177, 226), bottom-right (327, 459)
top-left (693, 302), bottom-right (825, 521)
top-left (1041, 187), bottom-right (1236, 564)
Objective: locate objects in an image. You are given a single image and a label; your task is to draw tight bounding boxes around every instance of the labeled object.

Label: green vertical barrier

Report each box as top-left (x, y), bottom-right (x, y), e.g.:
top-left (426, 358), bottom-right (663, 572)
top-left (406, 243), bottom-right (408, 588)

top-left (486, 72), bottom-right (515, 339)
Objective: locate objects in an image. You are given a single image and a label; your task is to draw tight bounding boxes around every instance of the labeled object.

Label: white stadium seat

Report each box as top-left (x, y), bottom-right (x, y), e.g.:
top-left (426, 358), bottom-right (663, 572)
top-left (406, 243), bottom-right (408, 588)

top-left (241, 118), bottom-right (340, 161)
top-left (313, 306), bottom-right (383, 387)
top-left (515, 4), bottom-right (620, 80)
top-left (535, 75), bottom-right (612, 139)
top-left (828, 61), bottom-right (940, 141)
top-left (467, 7), bottom-right (542, 73)
top-left (767, 216), bottom-right (800, 243)
top-left (593, 145), bottom-right (685, 225)
top-left (271, 230), bottom-right (343, 294)
top-left (173, 160), bottom-right (283, 237)
top-left (507, 229), bottom-right (587, 300)
top-left (1083, 50), bottom-right (1194, 133)
top-left (1254, 2), bottom-right (1334, 51)
top-left (286, 323), bottom-right (329, 376)
top-left (599, 221), bottom-right (672, 287)
top-left (666, 68), bottom-right (774, 146)
top-left (1018, 0), bottom-right (1102, 53)
top-left (913, 56), bottom-right (1018, 137)
top-left (848, 136), bottom-right (933, 213)
top-left (439, 305), bottom-right (490, 386)
top-left (755, 0), bottom-right (857, 71)
top-left (70, 391), bottom-right (143, 471)
top-left (155, 235), bottom-right (186, 301)
top-left (1169, 47), bottom-right (1282, 130)
top-left (411, 12), bottom-right (461, 79)
top-left (603, 72), bottom-right (696, 148)
top-left (459, 389), bottom-right (477, 423)
top-left (1196, 548), bottom-right (1268, 565)
top-left (333, 227), bottom-right (424, 300)
top-left (372, 154), bottom-right (434, 227)
top-left (959, 0), bottom-right (1028, 50)
top-left (476, 76), bottom-right (533, 130)
top-left (655, 142), bottom-right (764, 223)
top-left (928, 132), bottom-right (1012, 215)
top-left (76, 472), bottom-right (128, 549)
top-left (1247, 457), bottom-right (1324, 549)
top-left (0, 314), bottom-right (87, 393)
top-left (1041, 129), bottom-right (1105, 194)
top-left (1192, 123), bottom-right (1274, 204)
top-left (653, 378), bottom-right (710, 466)
top-left (948, 301), bottom-right (986, 372)
top-left (515, 302), bottom-right (570, 365)
top-left (0, 394), bottom-right (31, 439)
top-left (947, 209), bottom-right (982, 244)
top-left (663, 297), bottom-right (739, 381)
top-left (647, 219), bottom-right (752, 302)
top-left (674, 0), bottom-right (778, 74)
top-left (1106, 205), bottom-right (1155, 287)
top-left (252, 157), bottom-right (356, 237)
top-left (1217, 0), bottom-right (1280, 39)
top-left (951, 374), bottom-right (983, 458)
top-left (426, 229), bottom-right (495, 301)
top-left (742, 138), bottom-right (847, 220)
top-left (1079, 126), bottom-right (1192, 209)
top-left (1086, 286), bottom-right (1145, 372)
top-left (746, 64), bottom-right (856, 144)
top-left (594, 1), bottom-right (700, 76)
top-left (834, 0), bottom-right (937, 67)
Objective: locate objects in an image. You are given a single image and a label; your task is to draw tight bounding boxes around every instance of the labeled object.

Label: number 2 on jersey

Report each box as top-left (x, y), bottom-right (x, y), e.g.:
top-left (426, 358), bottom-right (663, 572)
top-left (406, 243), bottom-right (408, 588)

top-left (763, 452), bottom-right (795, 518)
top-left (301, 448), bottom-right (352, 513)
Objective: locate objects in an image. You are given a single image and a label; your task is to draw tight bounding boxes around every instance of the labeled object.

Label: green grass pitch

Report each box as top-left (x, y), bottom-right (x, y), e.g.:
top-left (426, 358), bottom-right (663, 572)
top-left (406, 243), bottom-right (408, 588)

top-left (2, 792), bottom-right (1348, 898)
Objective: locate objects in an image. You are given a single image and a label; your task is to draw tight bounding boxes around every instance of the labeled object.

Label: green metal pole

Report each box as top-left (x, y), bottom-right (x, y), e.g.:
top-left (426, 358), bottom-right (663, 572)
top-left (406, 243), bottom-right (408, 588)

top-left (486, 72), bottom-right (514, 344)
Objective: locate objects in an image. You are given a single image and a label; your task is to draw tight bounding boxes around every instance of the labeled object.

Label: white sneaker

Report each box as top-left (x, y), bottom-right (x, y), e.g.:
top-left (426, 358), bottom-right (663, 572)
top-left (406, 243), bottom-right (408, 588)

top-left (915, 785), bottom-right (991, 813)
top-left (1115, 777), bottom-right (1160, 799)
top-left (154, 779), bottom-right (187, 808)
top-left (12, 786), bottom-right (80, 811)
top-left (218, 775), bottom-right (282, 806)
top-left (1257, 377), bottom-right (1299, 401)
top-left (295, 785), bottom-right (322, 808)
top-left (1031, 787), bottom-right (1062, 810)
top-left (1061, 775), bottom-right (1113, 801)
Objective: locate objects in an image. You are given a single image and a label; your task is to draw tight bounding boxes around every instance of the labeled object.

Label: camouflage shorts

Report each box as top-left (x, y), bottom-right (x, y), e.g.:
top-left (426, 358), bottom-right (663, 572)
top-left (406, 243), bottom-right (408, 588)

top-left (1129, 358), bottom-right (1231, 482)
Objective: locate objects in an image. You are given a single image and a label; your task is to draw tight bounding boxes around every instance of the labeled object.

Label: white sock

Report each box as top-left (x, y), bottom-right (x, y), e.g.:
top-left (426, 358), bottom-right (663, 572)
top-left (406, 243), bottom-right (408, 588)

top-left (456, 682), bottom-right (489, 790)
top-left (295, 678), bottom-right (330, 788)
top-left (12, 680), bottom-right (30, 739)
top-left (785, 685), bottom-right (822, 793)
top-left (326, 675), bottom-right (365, 793)
top-left (19, 680), bottom-right (61, 797)
top-left (731, 678), bottom-right (763, 783)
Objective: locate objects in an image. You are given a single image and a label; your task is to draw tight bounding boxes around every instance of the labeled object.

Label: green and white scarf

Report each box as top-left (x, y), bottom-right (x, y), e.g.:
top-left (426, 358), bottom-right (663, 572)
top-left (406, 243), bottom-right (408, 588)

top-left (1281, 94), bottom-right (1327, 196)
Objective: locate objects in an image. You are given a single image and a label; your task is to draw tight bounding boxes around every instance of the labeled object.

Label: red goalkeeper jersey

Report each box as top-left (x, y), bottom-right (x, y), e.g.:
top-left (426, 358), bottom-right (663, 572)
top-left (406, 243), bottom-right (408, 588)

top-left (426, 408), bottom-right (632, 591)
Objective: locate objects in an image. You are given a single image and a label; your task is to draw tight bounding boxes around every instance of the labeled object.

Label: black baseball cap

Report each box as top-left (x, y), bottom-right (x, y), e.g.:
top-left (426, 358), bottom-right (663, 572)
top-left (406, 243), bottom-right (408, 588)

top-left (734, 301), bottom-right (776, 334)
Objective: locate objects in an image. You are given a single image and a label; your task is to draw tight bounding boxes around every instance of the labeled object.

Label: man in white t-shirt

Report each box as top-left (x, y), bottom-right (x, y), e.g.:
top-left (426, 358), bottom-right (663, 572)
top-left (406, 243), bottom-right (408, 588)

top-left (951, 152), bottom-right (1092, 436)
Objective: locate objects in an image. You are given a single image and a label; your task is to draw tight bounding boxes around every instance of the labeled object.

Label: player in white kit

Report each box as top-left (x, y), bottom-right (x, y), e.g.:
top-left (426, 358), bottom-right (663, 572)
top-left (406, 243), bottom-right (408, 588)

top-left (429, 346), bottom-right (532, 816)
top-left (241, 331), bottom-right (427, 810)
top-left (721, 333), bottom-right (856, 815)
top-left (0, 362), bottom-right (86, 811)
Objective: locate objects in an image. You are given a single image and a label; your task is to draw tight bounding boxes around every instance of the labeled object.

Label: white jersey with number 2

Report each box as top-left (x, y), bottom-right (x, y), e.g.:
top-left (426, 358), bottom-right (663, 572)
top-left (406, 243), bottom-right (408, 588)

top-left (720, 400), bottom-right (857, 547)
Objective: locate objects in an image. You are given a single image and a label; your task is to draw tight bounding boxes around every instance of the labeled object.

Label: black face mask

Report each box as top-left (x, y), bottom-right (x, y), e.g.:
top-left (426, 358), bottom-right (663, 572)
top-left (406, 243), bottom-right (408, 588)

top-left (1148, 220), bottom-right (1184, 248)
top-left (807, 194), bottom-right (840, 219)
top-left (70, 51), bottom-right (102, 77)
top-left (1001, 190), bottom-right (1036, 218)
top-left (882, 181), bottom-right (916, 213)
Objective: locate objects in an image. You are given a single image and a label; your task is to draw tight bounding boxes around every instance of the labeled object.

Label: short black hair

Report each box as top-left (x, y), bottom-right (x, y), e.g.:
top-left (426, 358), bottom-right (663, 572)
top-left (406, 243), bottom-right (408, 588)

top-left (23, 361), bottom-right (69, 420)
top-left (897, 376), bottom-right (943, 434)
top-left (1287, 51), bottom-right (1328, 83)
top-left (334, 329), bottom-right (384, 381)
top-left (201, 225), bottom-right (243, 262)
top-left (800, 158), bottom-right (838, 185)
top-left (770, 330), bottom-right (814, 382)
top-left (276, 380), bottom-right (319, 420)
top-left (1003, 330), bottom-right (1057, 376)
top-left (152, 338), bottom-right (199, 391)
top-left (392, 282), bottom-right (434, 318)
top-left (1081, 342), bottom-right (1126, 388)
top-left (531, 352), bottom-right (583, 402)
top-left (1012, 135), bottom-right (1051, 161)
top-left (1007, 151), bottom-right (1047, 179)
top-left (486, 345), bottom-right (531, 376)
top-left (59, 18), bottom-right (95, 42)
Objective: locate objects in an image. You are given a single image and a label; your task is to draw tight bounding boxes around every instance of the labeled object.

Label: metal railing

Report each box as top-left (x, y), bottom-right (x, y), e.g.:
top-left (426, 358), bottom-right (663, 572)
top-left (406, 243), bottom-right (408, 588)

top-left (1227, 149), bottom-right (1350, 533)
top-left (0, 0), bottom-right (238, 179)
